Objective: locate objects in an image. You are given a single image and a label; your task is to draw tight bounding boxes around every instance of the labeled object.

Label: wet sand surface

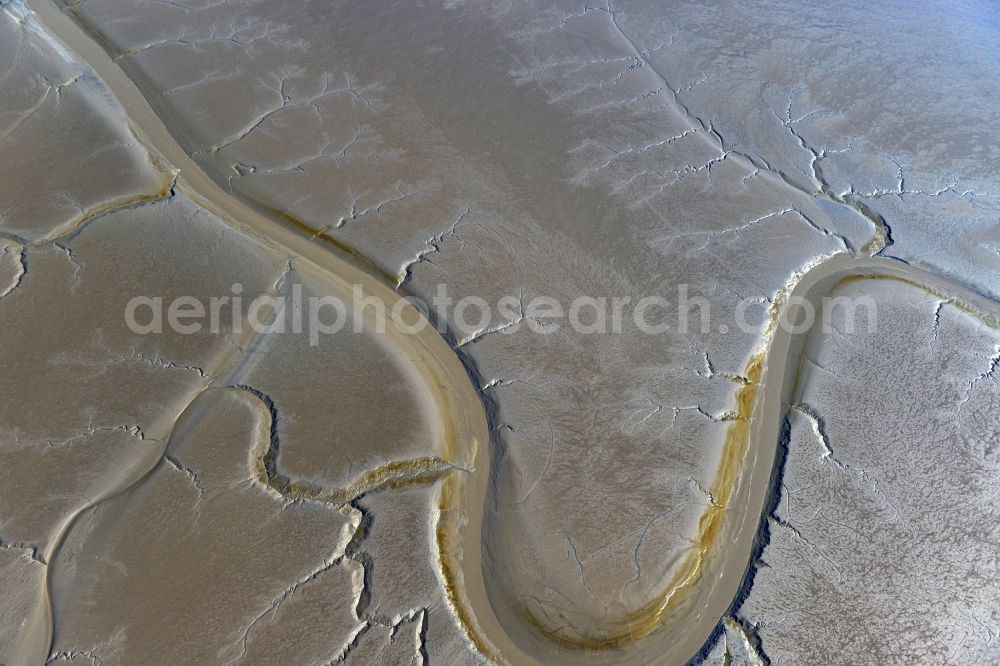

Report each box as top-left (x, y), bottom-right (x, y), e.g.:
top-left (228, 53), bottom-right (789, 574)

top-left (2, 0), bottom-right (999, 664)
top-left (710, 277), bottom-right (1000, 664)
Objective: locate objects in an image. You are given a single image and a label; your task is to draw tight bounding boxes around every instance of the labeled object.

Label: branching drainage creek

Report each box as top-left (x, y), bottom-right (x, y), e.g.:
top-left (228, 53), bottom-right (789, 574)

top-left (6, 0), bottom-right (999, 664)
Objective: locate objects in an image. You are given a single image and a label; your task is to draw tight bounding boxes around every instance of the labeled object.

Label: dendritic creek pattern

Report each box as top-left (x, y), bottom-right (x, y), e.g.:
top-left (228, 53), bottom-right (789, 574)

top-left (1, 0), bottom-right (999, 664)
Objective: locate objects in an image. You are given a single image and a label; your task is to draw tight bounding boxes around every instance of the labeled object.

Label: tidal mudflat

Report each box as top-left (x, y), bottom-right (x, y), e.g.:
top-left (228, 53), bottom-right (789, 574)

top-left (2, 0), bottom-right (999, 664)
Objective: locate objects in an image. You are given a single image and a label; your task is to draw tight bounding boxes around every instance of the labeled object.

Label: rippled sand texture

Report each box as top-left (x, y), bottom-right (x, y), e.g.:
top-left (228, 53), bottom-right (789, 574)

top-left (3, 0), bottom-right (1000, 663)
